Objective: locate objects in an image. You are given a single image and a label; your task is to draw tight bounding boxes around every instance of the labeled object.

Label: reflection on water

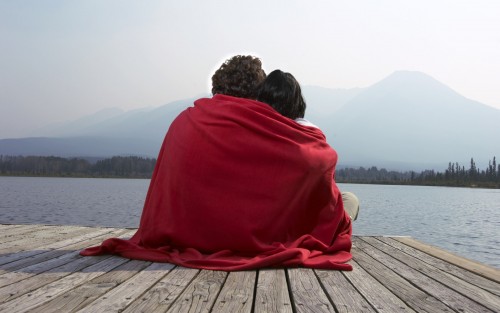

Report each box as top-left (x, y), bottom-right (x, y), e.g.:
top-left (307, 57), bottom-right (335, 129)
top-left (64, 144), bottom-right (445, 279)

top-left (0, 177), bottom-right (498, 268)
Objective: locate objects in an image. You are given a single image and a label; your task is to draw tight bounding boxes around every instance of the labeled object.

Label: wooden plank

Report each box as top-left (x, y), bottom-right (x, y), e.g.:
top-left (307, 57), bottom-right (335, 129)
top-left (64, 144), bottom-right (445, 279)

top-left (315, 268), bottom-right (377, 313)
top-left (0, 224), bottom-right (38, 231)
top-left (0, 226), bottom-right (497, 313)
top-left (344, 259), bottom-right (417, 313)
top-left (0, 255), bottom-right (128, 313)
top-left (212, 271), bottom-right (256, 313)
top-left (355, 237), bottom-right (495, 313)
top-left (0, 228), bottom-right (127, 271)
top-left (123, 266), bottom-right (199, 312)
top-left (375, 237), bottom-right (500, 307)
top-left (287, 268), bottom-right (335, 313)
top-left (0, 254), bottom-right (112, 303)
top-left (0, 228), bottom-right (109, 265)
top-left (254, 269), bottom-right (293, 313)
top-left (352, 245), bottom-right (452, 312)
top-left (378, 236), bottom-right (500, 296)
top-left (166, 269), bottom-right (227, 313)
top-left (0, 224), bottom-right (46, 241)
top-left (0, 230), bottom-right (134, 303)
top-left (29, 259), bottom-right (151, 312)
top-left (77, 262), bottom-right (174, 313)
top-left (0, 225), bottom-right (61, 246)
top-left (0, 224), bottom-right (24, 230)
top-left (0, 250), bottom-right (83, 288)
top-left (0, 225), bottom-right (92, 254)
top-left (394, 237), bottom-right (500, 283)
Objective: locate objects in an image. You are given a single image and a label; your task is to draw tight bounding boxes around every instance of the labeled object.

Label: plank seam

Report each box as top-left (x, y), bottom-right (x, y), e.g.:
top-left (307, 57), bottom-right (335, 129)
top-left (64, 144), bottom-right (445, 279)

top-left (312, 269), bottom-right (340, 313)
top-left (338, 268), bottom-right (383, 312)
top-left (204, 270), bottom-right (229, 313)
top-left (250, 269), bottom-right (259, 313)
top-left (0, 228), bottom-right (122, 267)
top-left (92, 261), bottom-right (173, 313)
top-left (353, 241), bottom-right (435, 312)
top-left (356, 237), bottom-right (469, 313)
top-left (380, 236), bottom-right (500, 295)
top-left (367, 237), bottom-right (499, 312)
top-left (393, 237), bottom-right (500, 283)
top-left (284, 269), bottom-right (298, 313)
top-left (166, 267), bottom-right (202, 312)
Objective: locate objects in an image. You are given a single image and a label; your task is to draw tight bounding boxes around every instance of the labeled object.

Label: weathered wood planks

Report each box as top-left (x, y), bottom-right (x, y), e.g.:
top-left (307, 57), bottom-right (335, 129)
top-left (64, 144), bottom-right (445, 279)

top-left (254, 269), bottom-right (292, 313)
top-left (0, 224), bottom-right (498, 313)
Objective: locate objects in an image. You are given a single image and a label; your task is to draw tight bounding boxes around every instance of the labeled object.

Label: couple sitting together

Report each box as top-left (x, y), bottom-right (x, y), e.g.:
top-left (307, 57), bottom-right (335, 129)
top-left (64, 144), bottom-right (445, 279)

top-left (81, 55), bottom-right (359, 271)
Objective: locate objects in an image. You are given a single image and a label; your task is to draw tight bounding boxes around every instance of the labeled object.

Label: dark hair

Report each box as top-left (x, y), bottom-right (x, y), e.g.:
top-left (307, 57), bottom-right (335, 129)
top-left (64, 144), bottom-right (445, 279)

top-left (257, 70), bottom-right (306, 120)
top-left (211, 55), bottom-right (266, 99)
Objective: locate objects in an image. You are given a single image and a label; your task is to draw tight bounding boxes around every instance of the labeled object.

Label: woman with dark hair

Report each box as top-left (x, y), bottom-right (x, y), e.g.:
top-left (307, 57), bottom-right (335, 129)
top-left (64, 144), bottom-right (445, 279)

top-left (258, 69), bottom-right (360, 221)
top-left (257, 70), bottom-right (306, 120)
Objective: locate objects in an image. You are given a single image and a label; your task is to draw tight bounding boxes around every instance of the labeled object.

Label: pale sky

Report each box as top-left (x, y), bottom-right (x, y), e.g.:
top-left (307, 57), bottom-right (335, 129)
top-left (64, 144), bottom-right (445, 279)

top-left (1, 0), bottom-right (499, 138)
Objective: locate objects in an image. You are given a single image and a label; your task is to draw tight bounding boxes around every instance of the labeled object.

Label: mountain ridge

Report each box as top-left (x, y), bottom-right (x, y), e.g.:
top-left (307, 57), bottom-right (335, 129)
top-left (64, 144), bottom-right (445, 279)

top-left (1, 70), bottom-right (499, 171)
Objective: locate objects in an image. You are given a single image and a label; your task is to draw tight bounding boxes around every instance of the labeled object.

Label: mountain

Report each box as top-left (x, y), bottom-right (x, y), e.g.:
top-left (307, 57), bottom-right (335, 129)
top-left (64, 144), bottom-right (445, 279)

top-left (0, 98), bottom-right (195, 157)
top-left (315, 71), bottom-right (500, 169)
top-left (36, 107), bottom-right (126, 136)
top-left (37, 99), bottom-right (194, 142)
top-left (1, 71), bottom-right (499, 170)
top-left (302, 85), bottom-right (362, 117)
top-left (0, 136), bottom-right (159, 158)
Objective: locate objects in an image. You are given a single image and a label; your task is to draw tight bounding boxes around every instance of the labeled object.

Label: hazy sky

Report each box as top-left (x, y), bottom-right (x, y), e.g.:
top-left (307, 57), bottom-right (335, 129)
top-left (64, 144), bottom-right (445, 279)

top-left (1, 0), bottom-right (499, 138)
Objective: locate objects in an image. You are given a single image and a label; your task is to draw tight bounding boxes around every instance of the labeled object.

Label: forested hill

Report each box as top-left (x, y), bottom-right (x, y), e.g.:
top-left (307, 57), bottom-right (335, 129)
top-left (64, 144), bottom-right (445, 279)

top-left (0, 155), bottom-right (156, 178)
top-left (336, 157), bottom-right (499, 188)
top-left (1, 155), bottom-right (498, 188)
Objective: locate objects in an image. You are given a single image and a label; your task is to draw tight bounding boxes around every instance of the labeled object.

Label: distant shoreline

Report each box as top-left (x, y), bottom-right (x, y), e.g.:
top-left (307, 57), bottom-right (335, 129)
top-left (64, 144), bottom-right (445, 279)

top-left (0, 174), bottom-right (150, 179)
top-left (336, 180), bottom-right (499, 189)
top-left (1, 173), bottom-right (498, 189)
top-left (1, 155), bottom-right (498, 189)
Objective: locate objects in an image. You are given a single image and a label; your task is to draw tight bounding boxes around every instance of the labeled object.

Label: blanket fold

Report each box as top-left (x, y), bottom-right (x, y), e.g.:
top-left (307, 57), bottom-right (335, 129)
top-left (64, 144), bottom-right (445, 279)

top-left (80, 94), bottom-right (352, 271)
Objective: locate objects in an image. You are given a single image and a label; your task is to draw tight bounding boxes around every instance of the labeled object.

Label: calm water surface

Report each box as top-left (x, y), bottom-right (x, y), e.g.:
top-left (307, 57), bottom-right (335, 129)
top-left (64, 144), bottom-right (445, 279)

top-left (343, 183), bottom-right (500, 268)
top-left (0, 177), bottom-right (498, 268)
top-left (0, 177), bottom-right (147, 228)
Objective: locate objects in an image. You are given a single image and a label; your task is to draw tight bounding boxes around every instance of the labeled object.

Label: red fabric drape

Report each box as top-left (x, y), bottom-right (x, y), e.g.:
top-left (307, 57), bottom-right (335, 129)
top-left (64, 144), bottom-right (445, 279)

top-left (80, 94), bottom-right (352, 271)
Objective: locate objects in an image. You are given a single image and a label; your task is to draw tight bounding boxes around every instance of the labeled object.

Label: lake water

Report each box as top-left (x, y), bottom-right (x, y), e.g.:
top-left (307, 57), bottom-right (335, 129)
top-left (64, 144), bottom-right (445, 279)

top-left (0, 176), bottom-right (498, 268)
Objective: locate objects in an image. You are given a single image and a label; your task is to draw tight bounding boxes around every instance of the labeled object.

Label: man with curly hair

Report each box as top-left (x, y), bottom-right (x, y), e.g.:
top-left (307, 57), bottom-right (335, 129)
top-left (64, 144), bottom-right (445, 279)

top-left (211, 55), bottom-right (266, 99)
top-left (81, 55), bottom-right (354, 271)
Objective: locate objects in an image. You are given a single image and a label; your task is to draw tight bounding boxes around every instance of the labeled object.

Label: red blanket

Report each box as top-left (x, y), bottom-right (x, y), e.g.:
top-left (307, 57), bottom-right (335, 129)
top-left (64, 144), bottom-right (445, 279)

top-left (81, 94), bottom-right (353, 270)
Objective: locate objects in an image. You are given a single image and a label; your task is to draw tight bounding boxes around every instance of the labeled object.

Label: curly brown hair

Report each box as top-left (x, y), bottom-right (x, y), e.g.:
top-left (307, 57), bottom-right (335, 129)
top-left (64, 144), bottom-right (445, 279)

top-left (211, 55), bottom-right (266, 99)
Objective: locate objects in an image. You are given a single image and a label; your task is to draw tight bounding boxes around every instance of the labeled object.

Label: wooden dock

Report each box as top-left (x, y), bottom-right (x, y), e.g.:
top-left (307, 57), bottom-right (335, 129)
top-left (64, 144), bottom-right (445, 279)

top-left (0, 224), bottom-right (498, 312)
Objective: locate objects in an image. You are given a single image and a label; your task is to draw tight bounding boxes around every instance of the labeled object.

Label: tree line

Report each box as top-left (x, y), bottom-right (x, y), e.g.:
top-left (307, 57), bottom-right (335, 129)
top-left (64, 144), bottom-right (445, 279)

top-left (336, 157), bottom-right (499, 188)
top-left (0, 155), bottom-right (156, 178)
top-left (1, 155), bottom-right (498, 188)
